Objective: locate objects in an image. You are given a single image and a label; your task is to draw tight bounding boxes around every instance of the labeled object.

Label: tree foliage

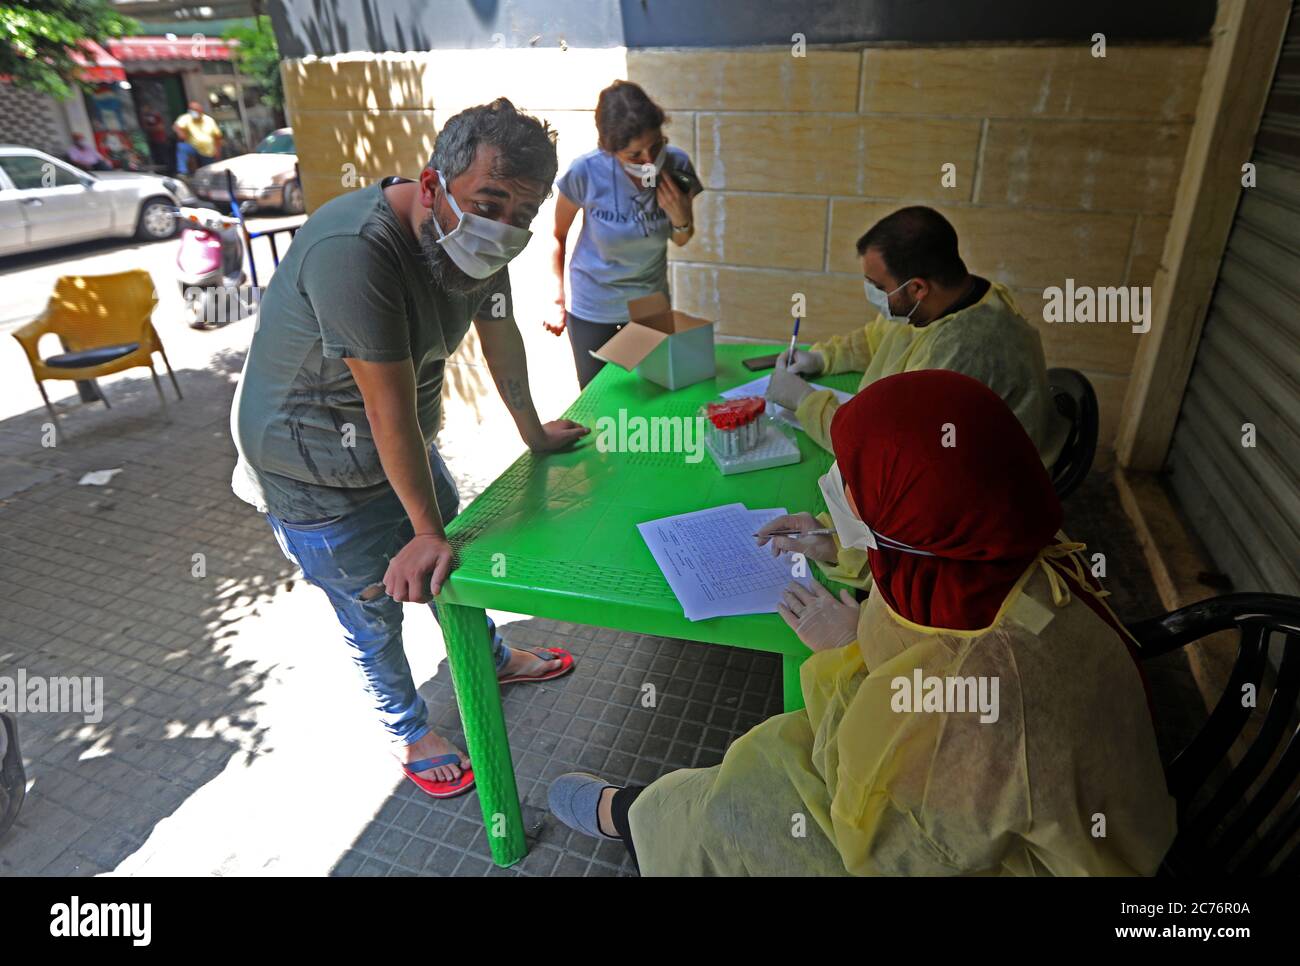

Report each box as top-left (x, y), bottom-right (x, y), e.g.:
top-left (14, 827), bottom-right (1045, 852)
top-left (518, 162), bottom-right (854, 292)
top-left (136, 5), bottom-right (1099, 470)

top-left (0, 0), bottom-right (137, 98)
top-left (224, 15), bottom-right (282, 111)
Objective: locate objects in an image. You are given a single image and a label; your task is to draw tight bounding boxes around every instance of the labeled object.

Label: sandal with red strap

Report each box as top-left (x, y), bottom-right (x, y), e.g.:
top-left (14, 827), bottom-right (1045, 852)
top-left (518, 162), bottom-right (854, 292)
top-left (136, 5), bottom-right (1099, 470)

top-left (402, 754), bottom-right (474, 799)
top-left (497, 646), bottom-right (576, 685)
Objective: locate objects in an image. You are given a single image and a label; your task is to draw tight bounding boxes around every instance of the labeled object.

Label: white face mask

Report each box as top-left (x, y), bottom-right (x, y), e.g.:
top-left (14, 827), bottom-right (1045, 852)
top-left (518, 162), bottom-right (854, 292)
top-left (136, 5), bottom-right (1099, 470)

top-left (189, 109), bottom-right (201, 118)
top-left (818, 462), bottom-right (877, 551)
top-left (817, 461), bottom-right (936, 556)
top-left (621, 143), bottom-right (667, 188)
top-left (430, 169), bottom-right (533, 279)
top-left (864, 278), bottom-right (920, 323)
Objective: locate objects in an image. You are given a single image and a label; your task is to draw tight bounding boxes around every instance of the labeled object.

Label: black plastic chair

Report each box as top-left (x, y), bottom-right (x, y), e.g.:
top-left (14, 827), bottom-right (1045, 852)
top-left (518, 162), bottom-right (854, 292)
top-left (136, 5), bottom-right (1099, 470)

top-left (1128, 593), bottom-right (1300, 875)
top-left (1046, 367), bottom-right (1098, 500)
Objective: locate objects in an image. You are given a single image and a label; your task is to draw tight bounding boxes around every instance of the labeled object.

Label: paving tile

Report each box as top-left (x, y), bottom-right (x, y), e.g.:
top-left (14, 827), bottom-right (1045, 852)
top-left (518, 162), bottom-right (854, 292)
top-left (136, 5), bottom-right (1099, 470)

top-left (554, 852), bottom-right (591, 877)
top-left (453, 854), bottom-right (491, 876)
top-left (395, 836), bottom-right (436, 872)
top-left (329, 850), bottom-right (364, 876)
top-left (355, 856), bottom-right (392, 877)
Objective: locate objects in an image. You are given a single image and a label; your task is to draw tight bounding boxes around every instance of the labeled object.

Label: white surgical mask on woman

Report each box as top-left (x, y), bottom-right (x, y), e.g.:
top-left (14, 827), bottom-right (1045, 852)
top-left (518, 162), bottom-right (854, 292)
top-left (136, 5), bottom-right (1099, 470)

top-left (817, 461), bottom-right (935, 556)
top-left (864, 278), bottom-right (921, 323)
top-left (621, 143), bottom-right (667, 187)
top-left (818, 462), bottom-right (877, 551)
top-left (430, 169), bottom-right (533, 279)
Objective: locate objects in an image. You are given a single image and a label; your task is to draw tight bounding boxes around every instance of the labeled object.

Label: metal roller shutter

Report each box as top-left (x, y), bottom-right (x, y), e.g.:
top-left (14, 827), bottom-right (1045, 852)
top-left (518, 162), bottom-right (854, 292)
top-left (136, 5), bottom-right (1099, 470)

top-left (1166, 0), bottom-right (1300, 595)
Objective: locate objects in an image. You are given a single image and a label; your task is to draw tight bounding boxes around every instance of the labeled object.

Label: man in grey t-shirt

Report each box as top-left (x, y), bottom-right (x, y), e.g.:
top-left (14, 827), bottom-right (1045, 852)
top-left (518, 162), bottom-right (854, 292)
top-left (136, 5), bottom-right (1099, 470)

top-left (231, 99), bottom-right (588, 797)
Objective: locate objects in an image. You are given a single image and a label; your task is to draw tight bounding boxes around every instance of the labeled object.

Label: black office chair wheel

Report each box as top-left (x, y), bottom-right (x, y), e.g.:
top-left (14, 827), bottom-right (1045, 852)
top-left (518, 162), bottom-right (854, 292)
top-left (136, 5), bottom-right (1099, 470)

top-left (1047, 367), bottom-right (1099, 500)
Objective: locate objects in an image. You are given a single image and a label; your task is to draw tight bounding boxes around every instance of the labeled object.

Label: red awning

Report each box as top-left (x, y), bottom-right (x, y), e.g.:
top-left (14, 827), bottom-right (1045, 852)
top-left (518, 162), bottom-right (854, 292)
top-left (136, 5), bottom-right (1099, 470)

top-left (71, 40), bottom-right (127, 84)
top-left (106, 36), bottom-right (234, 63)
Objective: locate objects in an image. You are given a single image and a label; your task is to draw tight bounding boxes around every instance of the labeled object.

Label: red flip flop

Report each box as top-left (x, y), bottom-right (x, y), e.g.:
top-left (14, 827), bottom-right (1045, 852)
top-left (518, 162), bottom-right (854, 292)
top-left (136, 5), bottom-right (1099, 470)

top-left (498, 646), bottom-right (576, 685)
top-left (402, 754), bottom-right (475, 799)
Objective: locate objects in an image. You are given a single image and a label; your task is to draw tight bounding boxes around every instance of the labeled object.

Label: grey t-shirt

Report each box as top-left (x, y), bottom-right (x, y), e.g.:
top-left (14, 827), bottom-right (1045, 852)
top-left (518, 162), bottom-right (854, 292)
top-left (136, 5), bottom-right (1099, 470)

top-left (557, 145), bottom-right (698, 324)
top-left (230, 177), bottom-right (511, 521)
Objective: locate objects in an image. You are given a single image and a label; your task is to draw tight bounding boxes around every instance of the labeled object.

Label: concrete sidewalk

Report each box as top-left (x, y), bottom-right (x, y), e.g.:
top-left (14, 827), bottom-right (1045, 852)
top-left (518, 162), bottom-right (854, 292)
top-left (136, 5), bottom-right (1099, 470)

top-left (0, 295), bottom-right (1202, 877)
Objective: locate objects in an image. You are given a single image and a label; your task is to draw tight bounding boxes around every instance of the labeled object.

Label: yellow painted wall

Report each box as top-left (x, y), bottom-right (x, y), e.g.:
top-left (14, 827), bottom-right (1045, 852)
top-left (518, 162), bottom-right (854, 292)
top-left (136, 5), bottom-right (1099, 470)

top-left (281, 44), bottom-right (1208, 452)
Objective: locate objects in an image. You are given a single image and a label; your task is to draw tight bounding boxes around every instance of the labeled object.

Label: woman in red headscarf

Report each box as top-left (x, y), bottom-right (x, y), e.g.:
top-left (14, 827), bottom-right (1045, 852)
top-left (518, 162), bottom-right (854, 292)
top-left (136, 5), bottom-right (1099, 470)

top-left (548, 370), bottom-right (1175, 875)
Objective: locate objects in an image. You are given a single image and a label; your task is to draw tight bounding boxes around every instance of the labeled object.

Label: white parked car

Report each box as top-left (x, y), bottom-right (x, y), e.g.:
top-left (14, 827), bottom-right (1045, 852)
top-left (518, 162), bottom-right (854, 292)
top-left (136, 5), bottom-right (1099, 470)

top-left (190, 127), bottom-right (303, 214)
top-left (0, 145), bottom-right (189, 257)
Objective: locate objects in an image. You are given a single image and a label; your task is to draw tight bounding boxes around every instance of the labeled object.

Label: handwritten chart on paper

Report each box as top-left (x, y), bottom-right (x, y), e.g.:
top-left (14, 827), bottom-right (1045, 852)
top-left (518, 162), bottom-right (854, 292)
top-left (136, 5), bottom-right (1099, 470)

top-left (637, 502), bottom-right (814, 621)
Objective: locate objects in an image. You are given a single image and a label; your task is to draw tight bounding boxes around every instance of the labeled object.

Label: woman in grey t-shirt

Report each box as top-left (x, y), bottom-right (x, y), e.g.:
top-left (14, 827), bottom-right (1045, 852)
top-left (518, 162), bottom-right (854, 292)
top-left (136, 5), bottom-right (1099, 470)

top-left (550, 81), bottom-right (703, 387)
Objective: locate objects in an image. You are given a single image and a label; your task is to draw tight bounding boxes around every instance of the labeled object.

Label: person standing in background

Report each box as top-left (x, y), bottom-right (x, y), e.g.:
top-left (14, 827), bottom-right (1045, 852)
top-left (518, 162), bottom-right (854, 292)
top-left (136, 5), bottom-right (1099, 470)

top-left (549, 81), bottom-right (703, 388)
top-left (139, 105), bottom-right (172, 173)
top-left (173, 100), bottom-right (223, 175)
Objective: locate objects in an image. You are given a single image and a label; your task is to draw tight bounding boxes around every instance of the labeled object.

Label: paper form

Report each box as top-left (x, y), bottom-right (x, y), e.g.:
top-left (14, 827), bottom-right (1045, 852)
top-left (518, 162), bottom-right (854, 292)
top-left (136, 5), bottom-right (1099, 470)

top-left (720, 375), bottom-right (854, 430)
top-left (637, 502), bottom-right (815, 621)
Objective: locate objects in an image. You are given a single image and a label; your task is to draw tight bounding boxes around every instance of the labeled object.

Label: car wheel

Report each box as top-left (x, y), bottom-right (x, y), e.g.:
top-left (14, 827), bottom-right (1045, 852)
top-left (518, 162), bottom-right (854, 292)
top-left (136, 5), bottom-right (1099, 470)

top-left (282, 179), bottom-right (305, 215)
top-left (136, 196), bottom-right (177, 240)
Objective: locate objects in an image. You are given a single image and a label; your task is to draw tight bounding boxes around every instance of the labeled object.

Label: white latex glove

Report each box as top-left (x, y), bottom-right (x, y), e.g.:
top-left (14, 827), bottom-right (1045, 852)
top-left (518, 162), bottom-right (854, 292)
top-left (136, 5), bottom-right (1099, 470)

top-left (777, 580), bottom-right (860, 652)
top-left (766, 366), bottom-right (814, 411)
top-left (778, 348), bottom-right (825, 377)
top-left (755, 511), bottom-right (837, 564)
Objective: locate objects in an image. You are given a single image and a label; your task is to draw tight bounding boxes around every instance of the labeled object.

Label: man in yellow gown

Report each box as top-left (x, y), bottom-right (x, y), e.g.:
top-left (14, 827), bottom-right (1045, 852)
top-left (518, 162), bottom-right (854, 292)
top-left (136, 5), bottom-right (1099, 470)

top-left (766, 205), bottom-right (1069, 468)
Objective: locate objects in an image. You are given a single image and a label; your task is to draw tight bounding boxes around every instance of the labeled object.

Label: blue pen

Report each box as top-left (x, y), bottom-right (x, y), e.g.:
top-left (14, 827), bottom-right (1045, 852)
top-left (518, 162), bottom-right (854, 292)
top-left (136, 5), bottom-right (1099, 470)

top-left (786, 315), bottom-right (801, 367)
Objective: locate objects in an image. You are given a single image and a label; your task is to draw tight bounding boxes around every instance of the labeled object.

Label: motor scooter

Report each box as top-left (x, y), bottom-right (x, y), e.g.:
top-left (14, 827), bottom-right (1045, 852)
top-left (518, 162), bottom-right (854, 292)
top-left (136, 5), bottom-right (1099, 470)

top-left (175, 204), bottom-right (251, 329)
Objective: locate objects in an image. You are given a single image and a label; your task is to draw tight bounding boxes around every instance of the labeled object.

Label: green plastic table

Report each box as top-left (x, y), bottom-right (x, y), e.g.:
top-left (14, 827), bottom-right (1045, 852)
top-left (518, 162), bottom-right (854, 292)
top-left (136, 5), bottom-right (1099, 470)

top-left (438, 343), bottom-right (860, 867)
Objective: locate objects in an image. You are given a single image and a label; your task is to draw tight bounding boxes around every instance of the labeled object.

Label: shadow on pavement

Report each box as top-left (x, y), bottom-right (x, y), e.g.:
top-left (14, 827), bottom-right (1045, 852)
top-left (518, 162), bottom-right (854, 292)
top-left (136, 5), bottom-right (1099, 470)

top-left (0, 348), bottom-right (295, 873)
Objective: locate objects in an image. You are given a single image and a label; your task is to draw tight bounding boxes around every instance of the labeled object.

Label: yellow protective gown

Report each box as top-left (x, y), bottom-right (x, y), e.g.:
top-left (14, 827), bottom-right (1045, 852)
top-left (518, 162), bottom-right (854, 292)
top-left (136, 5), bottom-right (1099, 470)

top-left (795, 282), bottom-right (1069, 467)
top-left (627, 551), bottom-right (1177, 876)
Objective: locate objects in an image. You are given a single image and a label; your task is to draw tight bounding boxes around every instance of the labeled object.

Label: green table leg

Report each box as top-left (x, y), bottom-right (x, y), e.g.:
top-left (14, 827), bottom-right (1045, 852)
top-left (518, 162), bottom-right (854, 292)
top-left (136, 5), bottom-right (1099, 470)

top-left (440, 602), bottom-right (527, 867)
top-left (782, 652), bottom-right (807, 713)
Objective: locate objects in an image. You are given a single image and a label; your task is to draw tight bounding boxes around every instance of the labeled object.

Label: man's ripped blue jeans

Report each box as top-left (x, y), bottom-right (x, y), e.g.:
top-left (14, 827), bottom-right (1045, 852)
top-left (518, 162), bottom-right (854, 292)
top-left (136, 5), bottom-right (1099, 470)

top-left (266, 447), bottom-right (509, 746)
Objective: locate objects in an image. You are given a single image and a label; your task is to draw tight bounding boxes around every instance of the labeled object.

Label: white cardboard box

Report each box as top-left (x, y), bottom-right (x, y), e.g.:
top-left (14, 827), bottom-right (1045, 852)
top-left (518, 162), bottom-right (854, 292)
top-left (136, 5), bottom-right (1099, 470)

top-left (591, 292), bottom-right (716, 390)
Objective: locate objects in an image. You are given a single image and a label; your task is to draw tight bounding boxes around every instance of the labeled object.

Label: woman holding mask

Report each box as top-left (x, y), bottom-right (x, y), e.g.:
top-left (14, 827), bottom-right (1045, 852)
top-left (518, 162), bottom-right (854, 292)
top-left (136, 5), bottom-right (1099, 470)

top-left (550, 81), bottom-right (703, 388)
top-left (548, 370), bottom-right (1176, 875)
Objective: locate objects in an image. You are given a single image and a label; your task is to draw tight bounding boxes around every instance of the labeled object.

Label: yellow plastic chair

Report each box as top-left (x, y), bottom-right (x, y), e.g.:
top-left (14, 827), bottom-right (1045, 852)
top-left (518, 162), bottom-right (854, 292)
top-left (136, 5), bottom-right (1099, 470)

top-left (11, 270), bottom-right (182, 427)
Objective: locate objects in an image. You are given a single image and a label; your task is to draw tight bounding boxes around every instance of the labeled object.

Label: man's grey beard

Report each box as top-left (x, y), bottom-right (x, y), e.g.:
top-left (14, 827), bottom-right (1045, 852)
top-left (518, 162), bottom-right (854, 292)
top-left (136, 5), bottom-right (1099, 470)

top-left (418, 212), bottom-right (497, 299)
